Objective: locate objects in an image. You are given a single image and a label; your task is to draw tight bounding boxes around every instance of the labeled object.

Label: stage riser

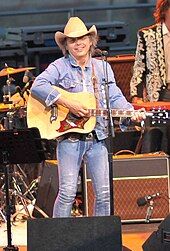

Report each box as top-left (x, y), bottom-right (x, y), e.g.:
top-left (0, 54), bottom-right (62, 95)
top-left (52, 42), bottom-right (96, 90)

top-left (84, 155), bottom-right (170, 222)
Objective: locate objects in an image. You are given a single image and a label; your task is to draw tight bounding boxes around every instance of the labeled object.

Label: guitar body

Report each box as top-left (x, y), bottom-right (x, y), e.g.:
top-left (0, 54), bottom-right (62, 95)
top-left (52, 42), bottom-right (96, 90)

top-left (27, 87), bottom-right (96, 139)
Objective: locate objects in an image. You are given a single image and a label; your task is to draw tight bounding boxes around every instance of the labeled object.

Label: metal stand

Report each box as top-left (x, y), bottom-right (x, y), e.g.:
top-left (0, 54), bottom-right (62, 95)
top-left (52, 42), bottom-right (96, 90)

top-left (0, 127), bottom-right (46, 251)
top-left (2, 153), bottom-right (18, 251)
top-left (101, 53), bottom-right (114, 214)
top-left (0, 183), bottom-right (7, 224)
top-left (3, 64), bottom-right (13, 105)
top-left (145, 200), bottom-right (154, 223)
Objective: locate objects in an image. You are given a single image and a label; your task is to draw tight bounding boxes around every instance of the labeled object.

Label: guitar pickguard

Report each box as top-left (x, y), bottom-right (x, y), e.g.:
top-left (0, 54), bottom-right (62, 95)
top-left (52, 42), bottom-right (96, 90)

top-left (57, 112), bottom-right (89, 132)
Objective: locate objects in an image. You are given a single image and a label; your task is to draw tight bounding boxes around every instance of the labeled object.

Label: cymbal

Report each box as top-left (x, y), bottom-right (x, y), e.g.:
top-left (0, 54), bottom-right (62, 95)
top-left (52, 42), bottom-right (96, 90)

top-left (0, 67), bottom-right (35, 77)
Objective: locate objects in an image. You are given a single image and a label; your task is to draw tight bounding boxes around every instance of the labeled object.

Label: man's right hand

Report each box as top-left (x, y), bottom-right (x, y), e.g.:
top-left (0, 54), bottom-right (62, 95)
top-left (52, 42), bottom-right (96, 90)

top-left (57, 95), bottom-right (89, 117)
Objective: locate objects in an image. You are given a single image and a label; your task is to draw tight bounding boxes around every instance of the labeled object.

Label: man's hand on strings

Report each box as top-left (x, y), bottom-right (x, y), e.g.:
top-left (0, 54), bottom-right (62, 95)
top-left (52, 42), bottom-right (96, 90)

top-left (57, 96), bottom-right (89, 117)
top-left (131, 108), bottom-right (146, 123)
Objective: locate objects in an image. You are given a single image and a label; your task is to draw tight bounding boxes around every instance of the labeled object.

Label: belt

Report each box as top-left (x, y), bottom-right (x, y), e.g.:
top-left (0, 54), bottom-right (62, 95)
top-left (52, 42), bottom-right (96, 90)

top-left (64, 131), bottom-right (97, 141)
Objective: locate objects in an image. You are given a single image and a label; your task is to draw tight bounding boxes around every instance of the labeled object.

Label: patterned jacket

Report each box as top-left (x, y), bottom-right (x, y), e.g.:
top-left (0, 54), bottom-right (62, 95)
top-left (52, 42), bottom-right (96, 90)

top-left (130, 23), bottom-right (167, 101)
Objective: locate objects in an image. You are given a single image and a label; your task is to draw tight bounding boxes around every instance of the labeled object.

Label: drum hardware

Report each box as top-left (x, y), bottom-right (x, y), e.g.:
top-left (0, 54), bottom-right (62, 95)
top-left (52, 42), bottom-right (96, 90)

top-left (0, 208), bottom-right (6, 225)
top-left (0, 165), bottom-right (32, 222)
top-left (0, 63), bottom-right (35, 108)
top-left (1, 105), bottom-right (27, 131)
top-left (0, 188), bottom-right (6, 225)
top-left (0, 163), bottom-right (45, 224)
top-left (3, 111), bottom-right (16, 130)
top-left (3, 75), bottom-right (14, 105)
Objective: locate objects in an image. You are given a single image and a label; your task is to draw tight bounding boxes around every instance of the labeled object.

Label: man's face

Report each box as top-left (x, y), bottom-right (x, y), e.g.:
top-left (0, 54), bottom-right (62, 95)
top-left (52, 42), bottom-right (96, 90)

top-left (66, 35), bottom-right (92, 59)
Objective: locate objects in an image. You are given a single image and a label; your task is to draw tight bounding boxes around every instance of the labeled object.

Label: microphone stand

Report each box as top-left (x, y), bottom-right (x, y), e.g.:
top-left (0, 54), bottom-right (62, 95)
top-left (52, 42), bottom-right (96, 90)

top-left (101, 53), bottom-right (115, 215)
top-left (145, 200), bottom-right (154, 223)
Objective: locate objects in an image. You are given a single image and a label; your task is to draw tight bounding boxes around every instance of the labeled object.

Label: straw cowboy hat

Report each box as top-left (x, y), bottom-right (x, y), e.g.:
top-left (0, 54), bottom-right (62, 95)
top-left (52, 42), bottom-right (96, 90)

top-left (55, 17), bottom-right (97, 50)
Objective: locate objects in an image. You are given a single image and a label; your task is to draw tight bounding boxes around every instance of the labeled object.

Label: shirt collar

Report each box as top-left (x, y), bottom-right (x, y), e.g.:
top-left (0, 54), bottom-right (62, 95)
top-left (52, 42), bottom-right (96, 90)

top-left (68, 54), bottom-right (92, 69)
top-left (162, 22), bottom-right (170, 36)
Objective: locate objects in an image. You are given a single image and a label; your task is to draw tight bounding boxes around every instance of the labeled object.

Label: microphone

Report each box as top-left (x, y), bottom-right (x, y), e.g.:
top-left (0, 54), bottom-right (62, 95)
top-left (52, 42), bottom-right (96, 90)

top-left (137, 193), bottom-right (160, 206)
top-left (94, 48), bottom-right (108, 57)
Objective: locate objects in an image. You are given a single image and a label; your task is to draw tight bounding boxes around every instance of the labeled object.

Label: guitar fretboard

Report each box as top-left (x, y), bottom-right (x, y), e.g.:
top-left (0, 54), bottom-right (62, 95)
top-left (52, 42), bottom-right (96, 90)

top-left (88, 109), bottom-right (149, 117)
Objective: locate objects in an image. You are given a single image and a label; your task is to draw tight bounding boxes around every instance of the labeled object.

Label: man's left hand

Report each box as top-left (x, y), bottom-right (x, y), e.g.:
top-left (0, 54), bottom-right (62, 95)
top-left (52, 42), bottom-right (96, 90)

top-left (131, 108), bottom-right (146, 123)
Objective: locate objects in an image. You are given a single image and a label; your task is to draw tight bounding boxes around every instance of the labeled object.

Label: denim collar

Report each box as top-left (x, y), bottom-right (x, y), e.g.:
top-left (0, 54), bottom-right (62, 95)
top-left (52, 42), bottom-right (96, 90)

top-left (68, 54), bottom-right (92, 69)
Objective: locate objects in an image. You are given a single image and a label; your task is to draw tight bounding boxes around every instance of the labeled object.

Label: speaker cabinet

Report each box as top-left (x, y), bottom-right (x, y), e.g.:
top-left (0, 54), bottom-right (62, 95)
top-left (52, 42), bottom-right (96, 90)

top-left (32, 160), bottom-right (58, 218)
top-left (108, 55), bottom-right (135, 102)
top-left (27, 216), bottom-right (122, 251)
top-left (142, 214), bottom-right (170, 251)
top-left (84, 153), bottom-right (170, 222)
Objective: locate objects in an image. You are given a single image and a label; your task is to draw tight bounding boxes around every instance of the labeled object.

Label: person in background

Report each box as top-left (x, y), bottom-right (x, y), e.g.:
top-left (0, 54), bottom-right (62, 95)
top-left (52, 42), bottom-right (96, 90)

top-left (130, 0), bottom-right (170, 154)
top-left (30, 17), bottom-right (145, 217)
top-left (130, 0), bottom-right (170, 102)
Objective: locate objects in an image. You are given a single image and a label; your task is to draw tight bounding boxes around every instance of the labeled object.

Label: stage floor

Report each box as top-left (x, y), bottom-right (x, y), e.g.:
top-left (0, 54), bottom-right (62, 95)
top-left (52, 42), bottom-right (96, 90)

top-left (0, 217), bottom-right (159, 251)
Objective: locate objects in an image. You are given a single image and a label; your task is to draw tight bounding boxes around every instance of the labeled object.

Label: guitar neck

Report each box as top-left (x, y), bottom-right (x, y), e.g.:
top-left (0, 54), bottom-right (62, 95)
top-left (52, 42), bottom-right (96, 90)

top-left (88, 109), bottom-right (153, 117)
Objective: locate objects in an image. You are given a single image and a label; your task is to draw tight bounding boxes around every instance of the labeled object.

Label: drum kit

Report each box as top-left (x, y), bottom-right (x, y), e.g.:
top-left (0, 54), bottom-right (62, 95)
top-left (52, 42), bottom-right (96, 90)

top-left (0, 65), bottom-right (46, 226)
top-left (0, 65), bottom-right (35, 130)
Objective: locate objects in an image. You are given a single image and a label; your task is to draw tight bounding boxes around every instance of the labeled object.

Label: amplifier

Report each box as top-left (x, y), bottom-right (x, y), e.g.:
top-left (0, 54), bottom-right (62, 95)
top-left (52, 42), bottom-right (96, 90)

top-left (83, 153), bottom-right (170, 222)
top-left (108, 55), bottom-right (135, 102)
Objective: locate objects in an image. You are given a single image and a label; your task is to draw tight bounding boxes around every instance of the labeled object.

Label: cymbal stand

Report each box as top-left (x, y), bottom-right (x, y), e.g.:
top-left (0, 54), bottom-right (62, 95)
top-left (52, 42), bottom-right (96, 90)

top-left (0, 209), bottom-right (6, 224)
top-left (5, 161), bottom-right (47, 221)
top-left (0, 189), bottom-right (6, 224)
top-left (13, 164), bottom-right (35, 200)
top-left (11, 172), bottom-right (32, 220)
top-left (10, 166), bottom-right (48, 220)
top-left (0, 174), bottom-right (7, 224)
top-left (12, 191), bottom-right (49, 219)
top-left (11, 167), bottom-right (42, 221)
top-left (0, 165), bottom-right (47, 222)
top-left (3, 67), bottom-right (13, 105)
top-left (0, 166), bottom-right (31, 222)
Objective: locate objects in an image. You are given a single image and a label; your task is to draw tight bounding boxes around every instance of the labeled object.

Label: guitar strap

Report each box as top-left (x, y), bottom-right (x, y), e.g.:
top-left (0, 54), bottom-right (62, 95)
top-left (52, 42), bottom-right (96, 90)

top-left (91, 63), bottom-right (100, 109)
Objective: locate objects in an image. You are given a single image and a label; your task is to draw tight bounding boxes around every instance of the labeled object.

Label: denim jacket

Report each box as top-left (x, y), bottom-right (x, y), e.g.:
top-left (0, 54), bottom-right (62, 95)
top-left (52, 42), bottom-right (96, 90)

top-left (30, 55), bottom-right (133, 140)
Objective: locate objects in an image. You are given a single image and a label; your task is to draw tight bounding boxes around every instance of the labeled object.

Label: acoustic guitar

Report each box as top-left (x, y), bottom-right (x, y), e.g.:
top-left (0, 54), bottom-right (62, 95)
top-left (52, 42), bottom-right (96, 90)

top-left (26, 87), bottom-right (163, 140)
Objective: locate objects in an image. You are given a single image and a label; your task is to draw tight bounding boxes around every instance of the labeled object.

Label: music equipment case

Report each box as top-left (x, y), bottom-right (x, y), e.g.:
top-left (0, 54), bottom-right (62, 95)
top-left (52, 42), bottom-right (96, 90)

top-left (83, 153), bottom-right (170, 222)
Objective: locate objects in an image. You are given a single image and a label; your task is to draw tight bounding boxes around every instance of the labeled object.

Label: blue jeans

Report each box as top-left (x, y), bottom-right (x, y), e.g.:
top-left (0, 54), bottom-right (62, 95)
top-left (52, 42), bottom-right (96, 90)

top-left (53, 135), bottom-right (110, 217)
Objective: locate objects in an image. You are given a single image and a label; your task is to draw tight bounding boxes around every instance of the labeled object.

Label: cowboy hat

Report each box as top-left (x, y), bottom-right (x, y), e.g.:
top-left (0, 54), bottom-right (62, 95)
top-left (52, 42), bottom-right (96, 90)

top-left (55, 17), bottom-right (97, 50)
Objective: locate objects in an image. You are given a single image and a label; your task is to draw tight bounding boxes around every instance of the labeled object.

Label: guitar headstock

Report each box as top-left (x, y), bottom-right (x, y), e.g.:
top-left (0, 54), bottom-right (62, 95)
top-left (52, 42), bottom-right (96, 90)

top-left (149, 108), bottom-right (169, 125)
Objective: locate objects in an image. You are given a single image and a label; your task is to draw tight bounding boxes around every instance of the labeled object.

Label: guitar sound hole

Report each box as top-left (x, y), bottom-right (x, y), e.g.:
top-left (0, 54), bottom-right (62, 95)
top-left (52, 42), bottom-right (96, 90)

top-left (68, 112), bottom-right (82, 120)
